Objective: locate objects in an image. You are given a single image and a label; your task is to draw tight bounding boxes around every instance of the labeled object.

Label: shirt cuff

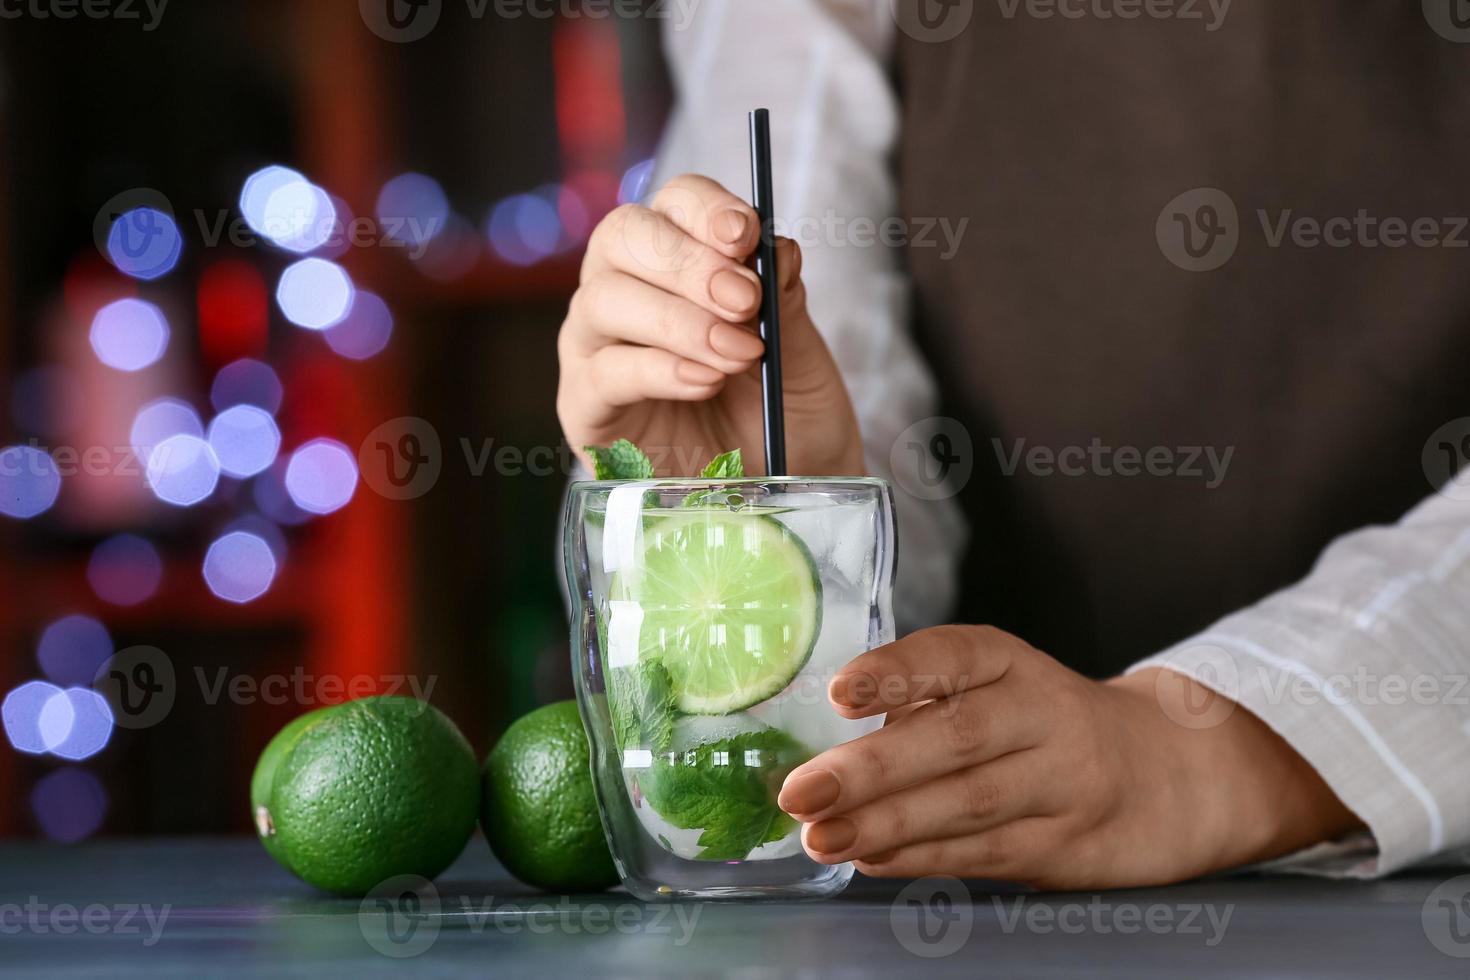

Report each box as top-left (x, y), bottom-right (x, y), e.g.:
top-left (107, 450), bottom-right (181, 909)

top-left (1126, 628), bottom-right (1438, 879)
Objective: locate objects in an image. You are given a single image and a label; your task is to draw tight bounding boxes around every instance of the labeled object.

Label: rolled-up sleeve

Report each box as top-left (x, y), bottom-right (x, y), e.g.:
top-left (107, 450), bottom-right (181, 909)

top-left (1129, 479), bottom-right (1470, 877)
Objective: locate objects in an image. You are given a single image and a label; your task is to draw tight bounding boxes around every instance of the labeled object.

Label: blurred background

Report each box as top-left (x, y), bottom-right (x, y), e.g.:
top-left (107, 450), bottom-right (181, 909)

top-left (0, 2), bottom-right (674, 840)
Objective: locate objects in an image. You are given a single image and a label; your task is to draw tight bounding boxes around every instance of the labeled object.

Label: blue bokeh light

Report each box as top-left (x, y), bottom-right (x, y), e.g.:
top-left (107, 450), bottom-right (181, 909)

top-left (223, 514), bottom-right (288, 564)
top-left (207, 405), bottom-right (281, 479)
top-left (88, 533), bottom-right (163, 607)
top-left (266, 179), bottom-right (338, 254)
top-left (323, 290), bottom-right (393, 360)
top-left (284, 439), bottom-right (358, 515)
top-left (252, 460), bottom-right (312, 527)
top-left (0, 445), bottom-right (62, 520)
top-left (89, 298), bottom-right (170, 372)
top-left (31, 768), bottom-right (109, 843)
top-left (203, 531), bottom-right (278, 603)
top-left (210, 359), bottom-right (283, 414)
top-left (276, 258), bottom-right (355, 330)
top-left (618, 158), bottom-right (656, 205)
top-left (377, 172), bottom-right (449, 250)
top-left (3, 680), bottom-right (63, 755)
top-left (145, 433), bottom-right (221, 507)
top-left (486, 193), bottom-right (561, 266)
top-left (106, 207), bottom-right (183, 281)
top-left (39, 687), bottom-right (114, 761)
top-left (37, 615), bottom-right (113, 686)
top-left (130, 398), bottom-right (204, 465)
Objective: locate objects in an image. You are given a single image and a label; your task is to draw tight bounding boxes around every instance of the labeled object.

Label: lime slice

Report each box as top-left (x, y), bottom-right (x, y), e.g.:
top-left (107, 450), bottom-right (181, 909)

top-left (609, 511), bottom-right (821, 714)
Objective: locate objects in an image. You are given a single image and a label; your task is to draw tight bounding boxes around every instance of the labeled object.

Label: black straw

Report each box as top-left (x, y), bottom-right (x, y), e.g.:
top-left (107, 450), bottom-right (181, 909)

top-left (749, 108), bottom-right (787, 477)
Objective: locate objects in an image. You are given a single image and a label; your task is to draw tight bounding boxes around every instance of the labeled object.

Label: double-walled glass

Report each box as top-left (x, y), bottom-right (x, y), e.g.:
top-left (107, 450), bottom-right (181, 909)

top-left (565, 477), bottom-right (896, 901)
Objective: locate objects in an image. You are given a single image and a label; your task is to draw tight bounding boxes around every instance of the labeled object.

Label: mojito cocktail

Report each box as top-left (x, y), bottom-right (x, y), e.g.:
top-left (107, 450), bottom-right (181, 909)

top-left (566, 478), bottom-right (895, 900)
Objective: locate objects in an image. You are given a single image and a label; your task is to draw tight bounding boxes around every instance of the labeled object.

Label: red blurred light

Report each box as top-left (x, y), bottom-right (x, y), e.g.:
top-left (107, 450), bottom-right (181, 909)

top-left (197, 260), bottom-right (269, 366)
top-left (553, 19), bottom-right (626, 168)
top-left (63, 252), bottom-right (136, 324)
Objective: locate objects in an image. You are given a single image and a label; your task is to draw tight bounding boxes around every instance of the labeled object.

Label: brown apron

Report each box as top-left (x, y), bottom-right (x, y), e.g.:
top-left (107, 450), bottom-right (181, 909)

top-left (897, 3), bottom-right (1470, 677)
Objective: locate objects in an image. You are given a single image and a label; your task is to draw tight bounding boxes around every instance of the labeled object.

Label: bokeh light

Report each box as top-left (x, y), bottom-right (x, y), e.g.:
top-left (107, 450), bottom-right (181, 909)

top-left (145, 433), bottom-right (221, 507)
top-left (486, 193), bottom-right (561, 266)
top-left (3, 680), bottom-right (63, 755)
top-left (39, 687), bottom-right (114, 761)
top-left (88, 298), bottom-right (170, 371)
top-left (88, 533), bottom-right (163, 606)
top-left (223, 514), bottom-right (288, 564)
top-left (284, 438), bottom-right (358, 515)
top-left (252, 459), bottom-right (312, 526)
top-left (377, 172), bottom-right (449, 250)
top-left (203, 531), bottom-right (277, 603)
top-left (241, 165), bottom-right (336, 252)
top-left (37, 615), bottom-right (113, 686)
top-left (0, 445), bottom-right (62, 520)
top-left (276, 258), bottom-right (354, 330)
top-left (323, 290), bottom-right (393, 360)
top-left (210, 358), bottom-right (282, 414)
top-left (106, 207), bottom-right (183, 281)
top-left (618, 158), bottom-right (656, 205)
top-left (550, 183), bottom-right (591, 249)
top-left (207, 405), bottom-right (281, 478)
top-left (31, 768), bottom-right (109, 843)
top-left (130, 398), bottom-right (204, 464)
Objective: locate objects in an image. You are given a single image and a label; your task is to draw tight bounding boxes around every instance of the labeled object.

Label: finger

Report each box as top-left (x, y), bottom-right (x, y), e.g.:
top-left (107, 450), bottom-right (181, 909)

top-left (577, 343), bottom-right (727, 412)
top-left (852, 817), bottom-right (1054, 881)
top-left (585, 204), bottom-right (763, 323)
top-left (565, 272), bottom-right (765, 371)
top-left (778, 684), bottom-right (1048, 820)
top-left (802, 749), bottom-right (1050, 865)
top-left (828, 625), bottom-right (1018, 720)
top-left (648, 173), bottom-right (761, 259)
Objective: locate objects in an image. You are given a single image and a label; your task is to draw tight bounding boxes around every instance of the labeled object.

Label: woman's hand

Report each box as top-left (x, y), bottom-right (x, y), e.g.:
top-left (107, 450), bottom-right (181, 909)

top-left (557, 173), bottom-right (863, 477)
top-left (778, 625), bottom-right (1362, 889)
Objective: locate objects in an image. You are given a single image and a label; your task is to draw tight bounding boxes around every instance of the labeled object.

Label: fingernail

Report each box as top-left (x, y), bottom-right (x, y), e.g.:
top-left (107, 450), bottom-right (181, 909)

top-left (830, 672), bottom-right (876, 708)
top-left (807, 817), bottom-right (858, 854)
top-left (709, 322), bottom-right (764, 361)
top-left (714, 209), bottom-right (748, 245)
top-left (676, 360), bottom-right (724, 386)
top-left (779, 769), bottom-right (840, 815)
top-left (710, 270), bottom-right (758, 313)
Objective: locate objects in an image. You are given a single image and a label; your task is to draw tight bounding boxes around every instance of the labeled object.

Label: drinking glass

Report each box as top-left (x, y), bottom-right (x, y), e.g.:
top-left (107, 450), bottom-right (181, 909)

top-left (565, 477), bottom-right (896, 900)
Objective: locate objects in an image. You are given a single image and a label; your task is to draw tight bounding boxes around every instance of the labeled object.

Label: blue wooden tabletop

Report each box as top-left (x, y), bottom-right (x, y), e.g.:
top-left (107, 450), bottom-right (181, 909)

top-left (2, 838), bottom-right (1467, 977)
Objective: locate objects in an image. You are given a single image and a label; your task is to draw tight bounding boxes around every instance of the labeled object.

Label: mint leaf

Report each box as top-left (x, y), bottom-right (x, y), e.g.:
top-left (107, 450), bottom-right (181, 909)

top-left (607, 660), bottom-right (677, 753)
top-left (639, 727), bottom-right (810, 861)
top-left (682, 448), bottom-right (745, 508)
top-left (585, 439), bottom-right (655, 480)
top-left (699, 449), bottom-right (744, 479)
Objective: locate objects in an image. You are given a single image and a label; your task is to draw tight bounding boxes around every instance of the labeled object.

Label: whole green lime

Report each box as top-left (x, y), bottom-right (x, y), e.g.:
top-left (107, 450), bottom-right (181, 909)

top-left (481, 700), bottom-right (619, 893)
top-left (252, 696), bottom-right (480, 897)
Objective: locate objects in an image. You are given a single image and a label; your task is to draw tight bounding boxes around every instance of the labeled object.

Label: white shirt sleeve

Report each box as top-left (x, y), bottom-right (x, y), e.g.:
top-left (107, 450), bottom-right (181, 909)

top-left (1129, 478), bottom-right (1470, 877)
top-left (653, 0), bottom-right (966, 631)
